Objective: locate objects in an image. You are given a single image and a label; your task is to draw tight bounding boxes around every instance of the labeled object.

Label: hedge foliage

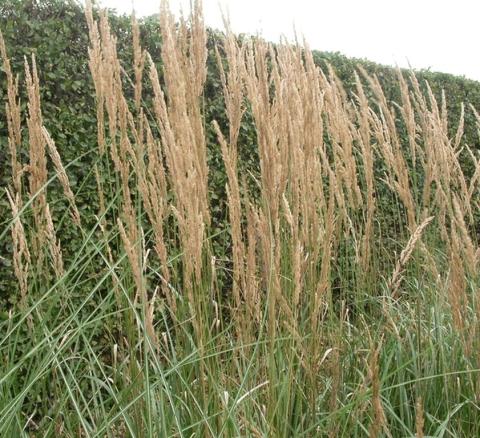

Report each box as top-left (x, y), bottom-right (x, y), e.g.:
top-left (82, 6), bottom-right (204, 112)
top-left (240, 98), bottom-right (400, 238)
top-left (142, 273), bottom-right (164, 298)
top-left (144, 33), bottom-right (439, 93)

top-left (1, 0), bottom-right (480, 304)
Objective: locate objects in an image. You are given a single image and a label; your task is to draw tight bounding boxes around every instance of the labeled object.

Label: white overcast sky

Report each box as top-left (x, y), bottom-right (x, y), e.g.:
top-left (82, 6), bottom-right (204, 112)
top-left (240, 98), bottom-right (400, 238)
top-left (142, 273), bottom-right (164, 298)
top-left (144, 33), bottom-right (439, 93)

top-left (98, 0), bottom-right (480, 81)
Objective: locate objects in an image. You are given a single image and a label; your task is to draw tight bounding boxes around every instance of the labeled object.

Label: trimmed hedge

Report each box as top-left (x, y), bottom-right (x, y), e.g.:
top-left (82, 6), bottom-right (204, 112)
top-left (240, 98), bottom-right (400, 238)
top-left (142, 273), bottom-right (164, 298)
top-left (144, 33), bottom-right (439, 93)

top-left (1, 0), bottom-right (480, 304)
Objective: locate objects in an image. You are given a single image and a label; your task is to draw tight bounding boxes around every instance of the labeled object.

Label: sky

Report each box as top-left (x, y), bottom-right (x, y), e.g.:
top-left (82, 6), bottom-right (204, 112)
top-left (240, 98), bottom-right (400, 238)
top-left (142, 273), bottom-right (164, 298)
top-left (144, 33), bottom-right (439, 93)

top-left (98, 0), bottom-right (480, 81)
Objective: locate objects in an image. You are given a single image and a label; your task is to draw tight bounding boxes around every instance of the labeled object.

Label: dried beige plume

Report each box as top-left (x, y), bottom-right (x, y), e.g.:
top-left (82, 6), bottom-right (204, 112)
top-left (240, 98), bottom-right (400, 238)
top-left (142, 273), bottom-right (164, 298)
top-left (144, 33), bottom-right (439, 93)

top-left (42, 127), bottom-right (81, 227)
top-left (389, 216), bottom-right (434, 299)
top-left (44, 204), bottom-right (64, 278)
top-left (0, 31), bottom-right (23, 197)
top-left (415, 396), bottom-right (424, 438)
top-left (6, 190), bottom-right (31, 310)
top-left (368, 340), bottom-right (391, 438)
top-left (25, 55), bottom-right (49, 264)
top-left (131, 12), bottom-right (146, 110)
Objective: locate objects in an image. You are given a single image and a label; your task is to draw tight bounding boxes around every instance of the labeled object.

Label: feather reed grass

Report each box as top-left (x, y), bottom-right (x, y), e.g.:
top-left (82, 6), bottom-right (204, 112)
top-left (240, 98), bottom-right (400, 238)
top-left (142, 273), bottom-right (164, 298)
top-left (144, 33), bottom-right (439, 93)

top-left (1, 1), bottom-right (480, 436)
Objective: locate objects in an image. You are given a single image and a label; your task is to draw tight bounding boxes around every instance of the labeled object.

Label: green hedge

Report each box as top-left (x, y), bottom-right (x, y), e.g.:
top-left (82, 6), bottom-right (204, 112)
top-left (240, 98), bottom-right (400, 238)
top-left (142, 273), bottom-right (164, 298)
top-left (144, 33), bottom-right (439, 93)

top-left (1, 0), bottom-right (480, 304)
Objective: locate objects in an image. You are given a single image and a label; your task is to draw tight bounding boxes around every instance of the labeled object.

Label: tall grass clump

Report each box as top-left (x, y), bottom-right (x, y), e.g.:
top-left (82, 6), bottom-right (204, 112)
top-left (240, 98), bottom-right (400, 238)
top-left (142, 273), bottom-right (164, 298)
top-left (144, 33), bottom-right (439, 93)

top-left (1, 1), bottom-right (479, 436)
